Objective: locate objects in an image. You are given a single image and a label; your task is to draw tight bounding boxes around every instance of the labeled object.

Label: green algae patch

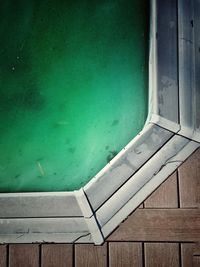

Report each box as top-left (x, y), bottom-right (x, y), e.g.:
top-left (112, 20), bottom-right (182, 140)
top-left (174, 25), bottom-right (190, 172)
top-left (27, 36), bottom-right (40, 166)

top-left (0, 0), bottom-right (149, 192)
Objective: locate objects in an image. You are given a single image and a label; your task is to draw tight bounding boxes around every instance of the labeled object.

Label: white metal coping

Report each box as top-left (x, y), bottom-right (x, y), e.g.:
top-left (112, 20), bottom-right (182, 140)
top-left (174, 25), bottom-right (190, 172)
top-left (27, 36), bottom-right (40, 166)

top-left (0, 0), bottom-right (199, 244)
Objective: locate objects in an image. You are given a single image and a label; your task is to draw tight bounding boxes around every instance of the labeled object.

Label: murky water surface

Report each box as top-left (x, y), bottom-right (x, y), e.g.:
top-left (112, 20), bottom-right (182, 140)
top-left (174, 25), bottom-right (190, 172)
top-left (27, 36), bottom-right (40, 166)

top-left (0, 0), bottom-right (148, 192)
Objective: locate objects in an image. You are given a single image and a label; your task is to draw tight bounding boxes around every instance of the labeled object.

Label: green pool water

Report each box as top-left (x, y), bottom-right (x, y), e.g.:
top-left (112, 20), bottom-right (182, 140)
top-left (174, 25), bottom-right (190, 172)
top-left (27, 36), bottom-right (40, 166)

top-left (0, 0), bottom-right (148, 192)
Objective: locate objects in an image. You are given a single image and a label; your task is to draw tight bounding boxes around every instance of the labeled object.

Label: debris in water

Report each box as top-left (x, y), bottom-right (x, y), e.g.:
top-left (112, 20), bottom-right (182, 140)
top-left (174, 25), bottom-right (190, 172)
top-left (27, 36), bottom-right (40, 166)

top-left (37, 161), bottom-right (45, 177)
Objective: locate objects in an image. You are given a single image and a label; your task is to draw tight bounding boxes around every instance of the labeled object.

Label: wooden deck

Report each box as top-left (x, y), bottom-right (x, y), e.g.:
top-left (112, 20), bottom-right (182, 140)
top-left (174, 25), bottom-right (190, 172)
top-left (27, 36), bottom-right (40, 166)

top-left (0, 149), bottom-right (199, 266)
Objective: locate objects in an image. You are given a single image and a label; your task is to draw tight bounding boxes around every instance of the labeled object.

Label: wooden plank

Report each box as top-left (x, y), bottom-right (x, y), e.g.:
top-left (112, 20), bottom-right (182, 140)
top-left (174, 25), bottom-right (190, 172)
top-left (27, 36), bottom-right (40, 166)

top-left (178, 148), bottom-right (200, 208)
top-left (194, 243), bottom-right (200, 255)
top-left (193, 256), bottom-right (200, 267)
top-left (41, 244), bottom-right (73, 267)
top-left (181, 243), bottom-right (194, 267)
top-left (181, 241), bottom-right (200, 267)
top-left (109, 242), bottom-right (143, 267)
top-left (107, 209), bottom-right (200, 242)
top-left (144, 172), bottom-right (178, 208)
top-left (0, 246), bottom-right (7, 267)
top-left (9, 245), bottom-right (39, 267)
top-left (75, 243), bottom-right (107, 267)
top-left (144, 243), bottom-right (179, 267)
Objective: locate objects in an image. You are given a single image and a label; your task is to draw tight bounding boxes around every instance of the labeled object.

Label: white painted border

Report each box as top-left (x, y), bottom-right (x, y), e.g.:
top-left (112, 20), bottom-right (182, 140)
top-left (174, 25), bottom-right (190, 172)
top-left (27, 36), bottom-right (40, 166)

top-left (0, 0), bottom-right (199, 245)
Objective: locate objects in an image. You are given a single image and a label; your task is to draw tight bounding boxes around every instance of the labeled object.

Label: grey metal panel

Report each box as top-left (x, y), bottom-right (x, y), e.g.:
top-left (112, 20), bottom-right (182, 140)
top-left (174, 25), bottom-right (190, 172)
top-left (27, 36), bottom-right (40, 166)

top-left (194, 0), bottom-right (200, 131)
top-left (0, 192), bottom-right (83, 218)
top-left (0, 217), bottom-right (89, 243)
top-left (0, 233), bottom-right (92, 244)
top-left (102, 140), bottom-right (199, 238)
top-left (147, 0), bottom-right (156, 123)
top-left (75, 189), bottom-right (104, 245)
top-left (178, 0), bottom-right (195, 135)
top-left (0, 218), bottom-right (88, 234)
top-left (154, 0), bottom-right (179, 122)
top-left (84, 124), bottom-right (173, 211)
top-left (96, 135), bottom-right (189, 227)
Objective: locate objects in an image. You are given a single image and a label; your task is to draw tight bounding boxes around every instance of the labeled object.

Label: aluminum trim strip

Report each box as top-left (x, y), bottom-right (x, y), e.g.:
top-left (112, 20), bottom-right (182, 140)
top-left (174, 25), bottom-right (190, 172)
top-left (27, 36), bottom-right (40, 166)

top-left (194, 0), bottom-right (200, 132)
top-left (0, 192), bottom-right (83, 218)
top-left (84, 124), bottom-right (173, 211)
top-left (0, 217), bottom-right (90, 244)
top-left (75, 189), bottom-right (104, 244)
top-left (150, 0), bottom-right (179, 123)
top-left (102, 140), bottom-right (199, 237)
top-left (96, 135), bottom-right (190, 227)
top-left (150, 114), bottom-right (180, 133)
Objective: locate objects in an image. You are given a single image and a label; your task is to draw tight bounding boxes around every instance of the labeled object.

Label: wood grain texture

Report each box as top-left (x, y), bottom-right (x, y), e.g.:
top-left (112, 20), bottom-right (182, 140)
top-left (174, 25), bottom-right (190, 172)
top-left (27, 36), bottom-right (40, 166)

top-left (109, 242), bottom-right (143, 267)
top-left (75, 243), bottom-right (107, 267)
top-left (107, 209), bottom-right (200, 242)
top-left (178, 148), bottom-right (200, 208)
top-left (41, 244), bottom-right (73, 267)
top-left (194, 243), bottom-right (200, 255)
top-left (9, 245), bottom-right (39, 267)
top-left (144, 243), bottom-right (179, 267)
top-left (181, 243), bottom-right (194, 267)
top-left (193, 256), bottom-right (200, 267)
top-left (144, 172), bottom-right (178, 208)
top-left (0, 246), bottom-right (7, 267)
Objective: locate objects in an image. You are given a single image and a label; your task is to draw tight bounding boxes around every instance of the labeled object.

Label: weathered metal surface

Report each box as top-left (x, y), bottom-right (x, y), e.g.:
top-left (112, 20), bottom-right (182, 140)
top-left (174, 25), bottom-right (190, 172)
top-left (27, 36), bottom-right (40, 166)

top-left (75, 189), bottom-right (104, 245)
top-left (101, 139), bottom-right (199, 237)
top-left (0, 192), bottom-right (83, 218)
top-left (176, 0), bottom-right (200, 142)
top-left (96, 135), bottom-right (189, 227)
top-left (194, 0), bottom-right (200, 133)
top-left (178, 0), bottom-right (196, 138)
top-left (84, 124), bottom-right (173, 211)
top-left (150, 0), bottom-right (179, 124)
top-left (0, 217), bottom-right (90, 244)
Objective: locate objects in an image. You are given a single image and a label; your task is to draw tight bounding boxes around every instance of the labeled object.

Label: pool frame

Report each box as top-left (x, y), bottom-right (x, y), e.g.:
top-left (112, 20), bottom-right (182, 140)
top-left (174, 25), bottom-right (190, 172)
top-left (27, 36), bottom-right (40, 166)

top-left (0, 0), bottom-right (199, 244)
